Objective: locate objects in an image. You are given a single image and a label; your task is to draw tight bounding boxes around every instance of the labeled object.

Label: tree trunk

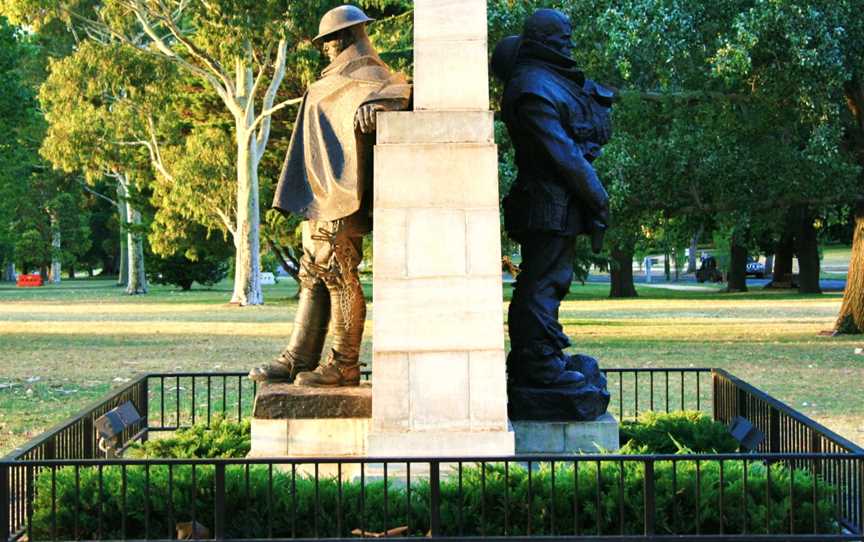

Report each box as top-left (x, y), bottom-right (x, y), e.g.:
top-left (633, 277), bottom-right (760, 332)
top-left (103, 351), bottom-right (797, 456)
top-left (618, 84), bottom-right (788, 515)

top-left (3, 262), bottom-right (15, 281)
top-left (835, 78), bottom-right (864, 331)
top-left (663, 249), bottom-right (671, 281)
top-left (769, 233), bottom-right (795, 287)
top-left (119, 177), bottom-right (147, 295)
top-left (795, 207), bottom-right (821, 294)
top-left (687, 227), bottom-right (702, 273)
top-left (229, 59), bottom-right (264, 306)
top-left (67, 263), bottom-right (75, 279)
top-left (835, 200), bottom-right (864, 333)
top-left (673, 248), bottom-right (680, 281)
top-left (764, 254), bottom-right (774, 276)
top-left (727, 241), bottom-right (748, 292)
top-left (49, 211), bottom-right (61, 284)
top-left (116, 183), bottom-right (129, 287)
top-left (610, 245), bottom-right (638, 298)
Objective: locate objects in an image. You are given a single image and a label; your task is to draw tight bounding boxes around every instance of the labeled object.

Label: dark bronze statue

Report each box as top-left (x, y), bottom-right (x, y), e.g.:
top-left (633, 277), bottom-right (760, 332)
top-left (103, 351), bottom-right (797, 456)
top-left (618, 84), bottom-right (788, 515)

top-left (249, 4), bottom-right (410, 387)
top-left (492, 9), bottom-right (613, 420)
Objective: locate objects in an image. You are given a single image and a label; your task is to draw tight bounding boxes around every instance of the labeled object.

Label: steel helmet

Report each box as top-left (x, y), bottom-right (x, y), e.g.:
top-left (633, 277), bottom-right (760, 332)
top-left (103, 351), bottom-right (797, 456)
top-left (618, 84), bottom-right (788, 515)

top-left (313, 5), bottom-right (374, 44)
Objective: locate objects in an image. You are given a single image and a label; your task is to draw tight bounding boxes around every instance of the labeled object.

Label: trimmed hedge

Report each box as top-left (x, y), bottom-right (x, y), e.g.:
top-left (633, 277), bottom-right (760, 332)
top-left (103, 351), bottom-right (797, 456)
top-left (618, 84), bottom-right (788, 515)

top-left (125, 416), bottom-right (251, 459)
top-left (619, 411), bottom-right (740, 453)
top-left (30, 459), bottom-right (837, 538)
top-left (27, 413), bottom-right (839, 538)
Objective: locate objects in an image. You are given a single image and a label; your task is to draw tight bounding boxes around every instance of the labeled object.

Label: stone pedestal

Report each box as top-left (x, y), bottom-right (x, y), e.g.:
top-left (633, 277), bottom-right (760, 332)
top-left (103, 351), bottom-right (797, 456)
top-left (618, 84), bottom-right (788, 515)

top-left (249, 383), bottom-right (371, 458)
top-left (368, 0), bottom-right (514, 457)
top-left (513, 414), bottom-right (620, 454)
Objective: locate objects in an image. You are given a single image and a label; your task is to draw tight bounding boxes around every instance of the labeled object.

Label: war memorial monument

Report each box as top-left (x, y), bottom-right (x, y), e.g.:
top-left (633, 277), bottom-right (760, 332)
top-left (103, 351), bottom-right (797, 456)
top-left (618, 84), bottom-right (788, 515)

top-left (244, 1), bottom-right (618, 460)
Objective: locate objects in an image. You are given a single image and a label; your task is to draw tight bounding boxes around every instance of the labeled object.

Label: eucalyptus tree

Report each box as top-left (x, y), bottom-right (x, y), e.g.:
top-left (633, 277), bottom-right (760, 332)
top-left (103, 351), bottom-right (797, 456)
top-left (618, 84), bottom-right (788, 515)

top-left (38, 41), bottom-right (177, 293)
top-left (2, 0), bottom-right (321, 303)
top-left (0, 17), bottom-right (29, 279)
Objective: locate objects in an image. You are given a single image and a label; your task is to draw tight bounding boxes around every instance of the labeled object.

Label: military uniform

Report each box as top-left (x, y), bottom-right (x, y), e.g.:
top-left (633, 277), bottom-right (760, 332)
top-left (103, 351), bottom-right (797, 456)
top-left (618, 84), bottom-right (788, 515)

top-left (253, 6), bottom-right (410, 386)
top-left (499, 35), bottom-right (612, 389)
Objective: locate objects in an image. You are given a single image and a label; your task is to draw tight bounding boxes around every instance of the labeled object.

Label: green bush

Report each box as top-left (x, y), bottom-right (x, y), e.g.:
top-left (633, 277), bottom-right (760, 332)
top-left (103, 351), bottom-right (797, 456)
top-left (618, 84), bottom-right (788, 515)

top-left (125, 415), bottom-right (252, 459)
top-left (28, 414), bottom-right (839, 539)
top-left (126, 416), bottom-right (251, 459)
top-left (30, 459), bottom-right (838, 539)
top-left (619, 411), bottom-right (740, 454)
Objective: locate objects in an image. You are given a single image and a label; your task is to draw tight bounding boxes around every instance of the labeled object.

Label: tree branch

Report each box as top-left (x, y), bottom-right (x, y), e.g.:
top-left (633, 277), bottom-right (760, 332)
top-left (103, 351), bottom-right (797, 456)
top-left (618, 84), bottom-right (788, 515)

top-left (255, 38), bottom-right (290, 158)
top-left (246, 43), bottom-right (273, 118)
top-left (147, 0), bottom-right (235, 98)
top-left (143, 114), bottom-right (175, 183)
top-left (76, 178), bottom-right (118, 206)
top-left (116, 0), bottom-right (237, 111)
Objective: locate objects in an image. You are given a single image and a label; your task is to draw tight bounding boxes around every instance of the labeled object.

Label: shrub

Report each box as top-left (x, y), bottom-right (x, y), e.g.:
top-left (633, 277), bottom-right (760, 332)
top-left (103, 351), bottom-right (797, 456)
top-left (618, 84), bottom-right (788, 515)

top-left (147, 251), bottom-right (228, 290)
top-left (619, 411), bottom-right (740, 454)
top-left (27, 414), bottom-right (839, 539)
top-left (30, 459), bottom-right (838, 539)
top-left (126, 417), bottom-right (250, 459)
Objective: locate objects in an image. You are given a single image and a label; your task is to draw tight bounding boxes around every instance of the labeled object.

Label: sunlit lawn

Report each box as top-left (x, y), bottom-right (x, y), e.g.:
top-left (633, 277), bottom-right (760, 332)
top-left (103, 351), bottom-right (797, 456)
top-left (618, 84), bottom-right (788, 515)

top-left (0, 276), bottom-right (862, 454)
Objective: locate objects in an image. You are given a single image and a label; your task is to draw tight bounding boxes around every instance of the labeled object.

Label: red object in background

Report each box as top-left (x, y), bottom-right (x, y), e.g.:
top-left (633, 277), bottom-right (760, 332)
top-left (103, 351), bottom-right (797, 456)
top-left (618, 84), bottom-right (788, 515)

top-left (16, 274), bottom-right (43, 287)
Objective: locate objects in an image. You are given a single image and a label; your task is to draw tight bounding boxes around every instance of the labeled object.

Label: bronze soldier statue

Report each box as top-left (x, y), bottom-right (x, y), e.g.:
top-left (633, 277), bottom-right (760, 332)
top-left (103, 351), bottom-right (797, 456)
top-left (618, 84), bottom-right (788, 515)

top-left (249, 5), bottom-right (410, 387)
top-left (492, 9), bottom-right (612, 420)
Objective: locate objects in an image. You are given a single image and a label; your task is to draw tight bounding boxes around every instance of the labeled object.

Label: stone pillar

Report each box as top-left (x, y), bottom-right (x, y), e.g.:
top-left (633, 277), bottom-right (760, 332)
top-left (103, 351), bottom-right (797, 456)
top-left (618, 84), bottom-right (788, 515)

top-left (368, 0), bottom-right (514, 457)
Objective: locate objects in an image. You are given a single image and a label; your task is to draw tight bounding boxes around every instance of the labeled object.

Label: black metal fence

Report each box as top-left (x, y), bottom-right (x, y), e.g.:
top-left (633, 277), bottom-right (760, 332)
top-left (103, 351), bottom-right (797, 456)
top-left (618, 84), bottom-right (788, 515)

top-left (1, 368), bottom-right (862, 541)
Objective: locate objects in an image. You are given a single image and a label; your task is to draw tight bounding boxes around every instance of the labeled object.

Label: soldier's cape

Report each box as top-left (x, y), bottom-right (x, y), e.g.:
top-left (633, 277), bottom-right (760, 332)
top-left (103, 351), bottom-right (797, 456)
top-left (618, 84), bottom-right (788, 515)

top-left (273, 40), bottom-right (411, 222)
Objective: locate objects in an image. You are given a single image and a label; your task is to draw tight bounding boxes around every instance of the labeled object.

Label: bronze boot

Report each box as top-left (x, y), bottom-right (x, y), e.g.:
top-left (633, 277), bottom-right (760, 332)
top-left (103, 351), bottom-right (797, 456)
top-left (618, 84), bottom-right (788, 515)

top-left (294, 350), bottom-right (361, 387)
top-left (248, 282), bottom-right (330, 382)
top-left (295, 277), bottom-right (364, 387)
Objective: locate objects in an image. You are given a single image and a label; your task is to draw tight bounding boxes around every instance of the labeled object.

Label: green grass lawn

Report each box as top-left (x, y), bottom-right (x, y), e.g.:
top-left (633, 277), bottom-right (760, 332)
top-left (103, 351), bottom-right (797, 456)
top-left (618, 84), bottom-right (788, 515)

top-left (1, 277), bottom-right (862, 455)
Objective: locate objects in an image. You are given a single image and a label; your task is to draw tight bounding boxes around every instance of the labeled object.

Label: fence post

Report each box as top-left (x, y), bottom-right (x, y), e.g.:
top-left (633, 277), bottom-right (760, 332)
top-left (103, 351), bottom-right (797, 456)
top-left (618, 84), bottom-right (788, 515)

top-left (736, 388), bottom-right (748, 420)
top-left (82, 415), bottom-right (94, 459)
top-left (644, 460), bottom-right (656, 536)
top-left (858, 457), bottom-right (863, 536)
top-left (810, 429), bottom-right (822, 476)
top-left (1, 463), bottom-right (9, 542)
top-left (214, 464), bottom-right (225, 540)
top-left (139, 377), bottom-right (150, 443)
top-left (711, 372), bottom-right (720, 422)
top-left (769, 408), bottom-right (781, 453)
top-left (430, 462), bottom-right (441, 537)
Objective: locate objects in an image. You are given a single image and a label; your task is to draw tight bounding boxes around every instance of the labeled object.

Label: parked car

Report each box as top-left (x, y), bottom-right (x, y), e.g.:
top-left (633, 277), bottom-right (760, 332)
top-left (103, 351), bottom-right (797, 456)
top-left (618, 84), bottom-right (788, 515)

top-left (745, 257), bottom-right (766, 278)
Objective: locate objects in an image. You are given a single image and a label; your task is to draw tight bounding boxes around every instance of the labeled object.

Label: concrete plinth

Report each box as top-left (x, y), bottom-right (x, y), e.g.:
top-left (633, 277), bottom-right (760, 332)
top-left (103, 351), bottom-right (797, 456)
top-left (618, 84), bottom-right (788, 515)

top-left (513, 414), bottom-right (620, 454)
top-left (368, 0), bottom-right (513, 457)
top-left (249, 383), bottom-right (371, 458)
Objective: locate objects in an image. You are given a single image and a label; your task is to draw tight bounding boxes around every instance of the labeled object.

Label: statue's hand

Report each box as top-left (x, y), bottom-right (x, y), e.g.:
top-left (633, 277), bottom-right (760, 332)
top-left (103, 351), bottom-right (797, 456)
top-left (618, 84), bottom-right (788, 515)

top-left (355, 104), bottom-right (383, 134)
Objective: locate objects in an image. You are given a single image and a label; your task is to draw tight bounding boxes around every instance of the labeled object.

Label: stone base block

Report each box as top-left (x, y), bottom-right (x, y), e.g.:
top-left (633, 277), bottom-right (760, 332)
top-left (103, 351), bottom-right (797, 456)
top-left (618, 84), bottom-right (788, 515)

top-left (367, 430), bottom-right (514, 457)
top-left (252, 382), bottom-right (371, 419)
top-left (513, 413), bottom-right (619, 454)
top-left (250, 417), bottom-right (370, 457)
top-left (249, 383), bottom-right (372, 458)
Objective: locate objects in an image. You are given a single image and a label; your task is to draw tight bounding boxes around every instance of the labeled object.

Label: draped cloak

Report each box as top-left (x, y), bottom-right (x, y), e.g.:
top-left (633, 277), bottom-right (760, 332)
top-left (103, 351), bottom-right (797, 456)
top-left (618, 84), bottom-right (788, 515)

top-left (272, 43), bottom-right (411, 225)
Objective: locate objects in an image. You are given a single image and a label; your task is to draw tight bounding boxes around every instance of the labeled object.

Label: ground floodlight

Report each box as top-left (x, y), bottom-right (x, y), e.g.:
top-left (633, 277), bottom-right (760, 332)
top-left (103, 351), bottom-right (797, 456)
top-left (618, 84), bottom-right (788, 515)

top-left (728, 416), bottom-right (764, 451)
top-left (95, 401), bottom-right (141, 455)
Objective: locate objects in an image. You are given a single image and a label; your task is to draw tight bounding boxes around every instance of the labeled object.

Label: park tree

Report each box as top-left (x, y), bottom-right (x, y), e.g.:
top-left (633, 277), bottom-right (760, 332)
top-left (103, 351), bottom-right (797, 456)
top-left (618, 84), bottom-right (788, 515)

top-left (11, 169), bottom-right (93, 279)
top-left (147, 223), bottom-right (231, 290)
top-left (2, 0), bottom-right (412, 304)
top-left (0, 18), bottom-right (30, 280)
top-left (705, 0), bottom-right (863, 320)
top-left (0, 17), bottom-right (95, 282)
top-left (38, 41), bottom-right (177, 293)
top-left (2, 0), bottom-right (307, 304)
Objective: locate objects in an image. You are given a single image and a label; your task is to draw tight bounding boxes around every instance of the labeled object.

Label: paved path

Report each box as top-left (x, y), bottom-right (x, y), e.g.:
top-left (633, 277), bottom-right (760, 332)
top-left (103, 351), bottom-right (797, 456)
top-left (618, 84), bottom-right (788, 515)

top-left (582, 274), bottom-right (847, 292)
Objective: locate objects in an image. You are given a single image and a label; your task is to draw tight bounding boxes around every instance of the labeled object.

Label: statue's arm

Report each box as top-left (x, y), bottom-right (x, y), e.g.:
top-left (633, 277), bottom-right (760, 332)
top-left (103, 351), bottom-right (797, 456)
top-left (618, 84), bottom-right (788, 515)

top-left (355, 72), bottom-right (412, 133)
top-left (516, 96), bottom-right (609, 216)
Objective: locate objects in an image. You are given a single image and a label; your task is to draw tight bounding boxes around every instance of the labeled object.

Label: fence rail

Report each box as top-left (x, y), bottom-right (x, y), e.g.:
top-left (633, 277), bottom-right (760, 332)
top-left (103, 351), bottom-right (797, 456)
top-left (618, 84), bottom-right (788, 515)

top-left (2, 368), bottom-right (862, 541)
